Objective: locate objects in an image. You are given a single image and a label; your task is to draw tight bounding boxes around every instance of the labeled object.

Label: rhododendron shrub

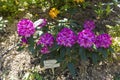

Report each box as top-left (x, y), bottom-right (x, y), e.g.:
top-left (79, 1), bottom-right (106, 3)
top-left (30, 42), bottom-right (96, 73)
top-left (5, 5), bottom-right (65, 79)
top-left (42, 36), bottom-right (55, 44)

top-left (17, 18), bottom-right (114, 76)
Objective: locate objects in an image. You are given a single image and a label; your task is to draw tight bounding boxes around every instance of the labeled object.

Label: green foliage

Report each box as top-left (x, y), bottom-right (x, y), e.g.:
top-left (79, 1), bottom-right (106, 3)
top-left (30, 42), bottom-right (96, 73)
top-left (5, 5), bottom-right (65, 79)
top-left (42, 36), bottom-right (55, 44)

top-left (28, 36), bottom-right (35, 54)
top-left (0, 0), bottom-right (48, 21)
top-left (81, 1), bottom-right (90, 9)
top-left (112, 37), bottom-right (120, 53)
top-left (107, 24), bottom-right (120, 53)
top-left (17, 46), bottom-right (25, 51)
top-left (22, 71), bottom-right (43, 80)
top-left (106, 4), bottom-right (111, 16)
top-left (67, 62), bottom-right (76, 77)
top-left (0, 0), bottom-right (18, 16)
top-left (106, 24), bottom-right (120, 37)
top-left (94, 2), bottom-right (112, 19)
top-left (114, 73), bottom-right (120, 80)
top-left (79, 47), bottom-right (87, 61)
top-left (91, 53), bottom-right (99, 64)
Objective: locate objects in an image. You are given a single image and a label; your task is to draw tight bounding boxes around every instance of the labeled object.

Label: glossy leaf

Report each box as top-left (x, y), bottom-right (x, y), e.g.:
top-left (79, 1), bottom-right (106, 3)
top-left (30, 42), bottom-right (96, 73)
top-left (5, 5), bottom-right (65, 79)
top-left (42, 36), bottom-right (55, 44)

top-left (50, 43), bottom-right (60, 52)
top-left (66, 47), bottom-right (71, 55)
top-left (79, 47), bottom-right (87, 61)
top-left (108, 46), bottom-right (114, 53)
top-left (60, 47), bottom-right (66, 58)
top-left (28, 37), bottom-right (35, 54)
top-left (28, 36), bottom-right (34, 46)
top-left (92, 53), bottom-right (98, 64)
top-left (35, 45), bottom-right (41, 52)
top-left (57, 57), bottom-right (64, 63)
top-left (67, 62), bottom-right (76, 77)
top-left (98, 48), bottom-right (108, 58)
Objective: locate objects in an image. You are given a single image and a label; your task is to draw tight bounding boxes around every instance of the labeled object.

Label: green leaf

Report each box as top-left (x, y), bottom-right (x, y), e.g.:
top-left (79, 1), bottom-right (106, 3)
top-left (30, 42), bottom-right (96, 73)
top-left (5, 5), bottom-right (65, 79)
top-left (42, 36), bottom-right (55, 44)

top-left (60, 47), bottom-right (66, 58)
top-left (92, 53), bottom-right (98, 64)
top-left (57, 57), bottom-right (64, 63)
top-left (67, 62), bottom-right (76, 77)
top-left (34, 72), bottom-right (42, 80)
top-left (28, 37), bottom-right (35, 53)
top-left (61, 60), bottom-right (67, 69)
top-left (79, 47), bottom-right (87, 61)
top-left (17, 46), bottom-right (24, 51)
top-left (50, 43), bottom-right (60, 52)
top-left (102, 50), bottom-right (108, 58)
top-left (28, 45), bottom-right (35, 53)
top-left (56, 47), bottom-right (66, 62)
top-left (28, 36), bottom-right (34, 46)
top-left (66, 47), bottom-right (71, 55)
top-left (35, 45), bottom-right (41, 53)
top-left (108, 47), bottom-right (114, 53)
top-left (98, 48), bottom-right (108, 59)
top-left (64, 4), bottom-right (70, 10)
top-left (67, 8), bottom-right (78, 15)
top-left (40, 54), bottom-right (47, 66)
top-left (41, 54), bottom-right (47, 62)
top-left (106, 4), bottom-right (111, 16)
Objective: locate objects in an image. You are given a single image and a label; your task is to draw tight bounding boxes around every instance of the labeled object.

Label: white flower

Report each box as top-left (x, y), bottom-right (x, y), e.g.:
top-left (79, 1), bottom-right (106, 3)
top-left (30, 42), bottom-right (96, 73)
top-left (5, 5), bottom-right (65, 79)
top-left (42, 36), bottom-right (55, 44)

top-left (34, 19), bottom-right (44, 28)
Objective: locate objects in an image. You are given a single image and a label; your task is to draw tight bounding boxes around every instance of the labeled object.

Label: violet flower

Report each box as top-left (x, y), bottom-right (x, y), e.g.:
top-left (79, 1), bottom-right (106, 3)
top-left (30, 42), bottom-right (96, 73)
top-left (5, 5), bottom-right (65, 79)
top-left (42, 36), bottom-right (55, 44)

top-left (37, 33), bottom-right (54, 47)
top-left (94, 33), bottom-right (112, 48)
top-left (56, 28), bottom-right (77, 47)
top-left (84, 20), bottom-right (95, 30)
top-left (77, 29), bottom-right (95, 48)
top-left (17, 19), bottom-right (35, 37)
top-left (40, 46), bottom-right (50, 54)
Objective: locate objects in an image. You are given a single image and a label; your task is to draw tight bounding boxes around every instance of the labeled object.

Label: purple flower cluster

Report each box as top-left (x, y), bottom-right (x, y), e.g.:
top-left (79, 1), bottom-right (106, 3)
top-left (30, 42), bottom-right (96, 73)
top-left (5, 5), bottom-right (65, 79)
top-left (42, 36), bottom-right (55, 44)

top-left (21, 37), bottom-right (28, 44)
top-left (94, 33), bottom-right (112, 48)
top-left (19, 37), bottom-right (28, 46)
top-left (37, 33), bottom-right (54, 47)
top-left (77, 29), bottom-right (95, 48)
top-left (56, 28), bottom-right (77, 47)
top-left (37, 33), bottom-right (54, 54)
top-left (84, 20), bottom-right (95, 30)
top-left (17, 19), bottom-right (35, 37)
top-left (40, 46), bottom-right (50, 54)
